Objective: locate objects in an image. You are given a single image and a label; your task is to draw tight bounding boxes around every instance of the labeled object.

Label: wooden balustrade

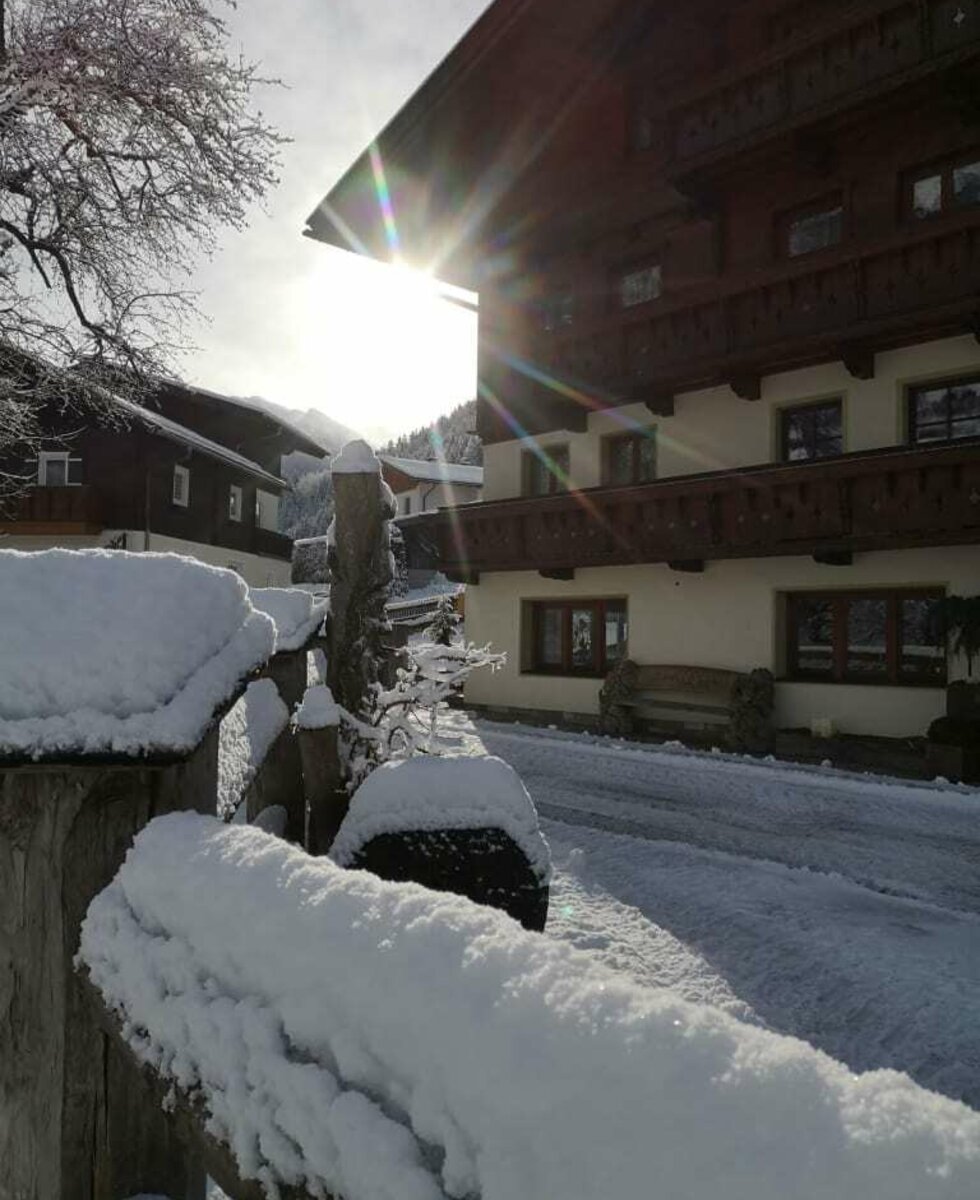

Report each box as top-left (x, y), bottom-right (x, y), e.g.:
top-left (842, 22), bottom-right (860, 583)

top-left (0, 485), bottom-right (102, 532)
top-left (431, 441), bottom-right (980, 576)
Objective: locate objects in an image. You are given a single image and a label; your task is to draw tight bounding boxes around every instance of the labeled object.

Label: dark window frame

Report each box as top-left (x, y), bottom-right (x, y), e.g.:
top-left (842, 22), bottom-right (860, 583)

top-left (523, 444), bottom-right (570, 497)
top-left (904, 150), bottom-right (980, 221)
top-left (776, 193), bottom-right (845, 259)
top-left (527, 598), bottom-right (628, 677)
top-left (907, 373), bottom-right (980, 446)
top-left (778, 398), bottom-right (844, 462)
top-left (786, 588), bottom-right (946, 687)
top-left (603, 430), bottom-right (657, 486)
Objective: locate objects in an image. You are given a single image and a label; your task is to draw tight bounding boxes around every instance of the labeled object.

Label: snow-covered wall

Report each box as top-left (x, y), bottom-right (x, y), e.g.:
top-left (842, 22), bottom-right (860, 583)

top-left (80, 814), bottom-right (980, 1200)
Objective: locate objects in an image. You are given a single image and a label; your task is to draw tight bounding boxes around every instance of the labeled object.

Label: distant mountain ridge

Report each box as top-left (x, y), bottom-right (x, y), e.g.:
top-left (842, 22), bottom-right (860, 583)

top-left (380, 399), bottom-right (481, 465)
top-left (242, 395), bottom-right (360, 456)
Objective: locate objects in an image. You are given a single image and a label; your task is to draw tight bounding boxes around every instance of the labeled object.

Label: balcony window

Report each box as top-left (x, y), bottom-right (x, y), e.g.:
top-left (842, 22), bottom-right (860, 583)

top-left (37, 451), bottom-right (81, 487)
top-left (781, 198), bottom-right (843, 258)
top-left (908, 154), bottom-right (980, 219)
top-left (542, 291), bottom-right (574, 333)
top-left (619, 264), bottom-right (661, 308)
top-left (908, 376), bottom-right (980, 445)
top-left (255, 489), bottom-right (279, 531)
top-left (779, 399), bottom-right (843, 462)
top-left (528, 599), bottom-right (627, 675)
top-left (172, 463), bottom-right (189, 507)
top-left (229, 484), bottom-right (243, 522)
top-left (524, 444), bottom-right (570, 496)
top-left (605, 431), bottom-right (657, 486)
top-left (786, 589), bottom-right (945, 685)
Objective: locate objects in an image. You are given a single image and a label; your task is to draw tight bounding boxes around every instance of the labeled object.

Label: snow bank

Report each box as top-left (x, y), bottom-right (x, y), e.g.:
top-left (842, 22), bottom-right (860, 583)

top-left (216, 679), bottom-right (290, 819)
top-left (332, 439), bottom-right (380, 474)
top-left (331, 755), bottom-right (552, 882)
top-left (248, 587), bottom-right (327, 652)
top-left (80, 814), bottom-right (980, 1200)
top-left (0, 549), bottom-right (274, 759)
top-left (294, 684), bottom-right (339, 730)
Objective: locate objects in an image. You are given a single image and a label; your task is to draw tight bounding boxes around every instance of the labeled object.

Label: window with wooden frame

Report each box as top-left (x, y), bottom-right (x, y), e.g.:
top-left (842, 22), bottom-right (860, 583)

top-left (527, 599), bottom-right (628, 676)
top-left (779, 195), bottom-right (844, 258)
top-left (618, 263), bottom-right (662, 309)
top-left (37, 450), bottom-right (82, 487)
top-left (604, 430), bottom-right (656, 486)
top-left (908, 374), bottom-right (980, 445)
top-left (172, 463), bottom-right (190, 507)
top-left (786, 589), bottom-right (945, 686)
top-left (523, 444), bottom-right (570, 496)
top-left (779, 399), bottom-right (843, 462)
top-left (906, 153), bottom-right (980, 220)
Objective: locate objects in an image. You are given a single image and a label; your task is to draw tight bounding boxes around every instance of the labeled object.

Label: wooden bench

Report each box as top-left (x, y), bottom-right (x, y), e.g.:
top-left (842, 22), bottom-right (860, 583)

top-left (599, 660), bottom-right (774, 750)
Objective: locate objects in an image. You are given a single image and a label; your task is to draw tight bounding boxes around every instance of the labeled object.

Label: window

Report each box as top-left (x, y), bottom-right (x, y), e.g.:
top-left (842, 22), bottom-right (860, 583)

top-left (229, 485), bottom-right (243, 522)
top-left (619, 264), bottom-right (661, 308)
top-left (786, 590), bottom-right (945, 685)
top-left (542, 291), bottom-right (574, 332)
top-left (779, 400), bottom-right (843, 462)
top-left (781, 198), bottom-right (843, 257)
top-left (524, 444), bottom-right (570, 496)
top-left (528, 599), bottom-right (628, 675)
top-left (255, 489), bottom-right (279, 531)
top-left (605, 431), bottom-right (656, 486)
top-left (37, 451), bottom-right (76, 487)
top-left (908, 375), bottom-right (980, 445)
top-left (172, 463), bottom-right (189, 507)
top-left (908, 154), bottom-right (980, 219)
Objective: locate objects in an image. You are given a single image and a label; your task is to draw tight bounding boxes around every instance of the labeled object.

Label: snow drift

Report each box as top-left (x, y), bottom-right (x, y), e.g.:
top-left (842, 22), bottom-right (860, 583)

top-left (217, 678), bottom-right (290, 819)
top-left (248, 586), bottom-right (327, 652)
top-left (0, 549), bottom-right (275, 758)
top-left (80, 813), bottom-right (980, 1200)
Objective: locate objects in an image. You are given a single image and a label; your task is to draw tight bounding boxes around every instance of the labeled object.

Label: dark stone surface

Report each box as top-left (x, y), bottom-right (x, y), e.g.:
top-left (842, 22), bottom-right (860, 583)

top-left (349, 826), bottom-right (549, 932)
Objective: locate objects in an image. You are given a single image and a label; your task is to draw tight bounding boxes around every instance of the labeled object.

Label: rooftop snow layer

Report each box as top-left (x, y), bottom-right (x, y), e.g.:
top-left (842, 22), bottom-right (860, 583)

top-left (380, 455), bottom-right (483, 487)
top-left (80, 813), bottom-right (980, 1200)
top-left (0, 550), bottom-right (275, 759)
top-left (330, 755), bottom-right (552, 882)
top-left (249, 587), bottom-right (327, 652)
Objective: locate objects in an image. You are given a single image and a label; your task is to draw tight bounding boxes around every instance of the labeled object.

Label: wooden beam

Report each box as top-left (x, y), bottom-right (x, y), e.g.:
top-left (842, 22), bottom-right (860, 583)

top-left (840, 345), bottom-right (875, 380)
top-left (644, 393), bottom-right (675, 417)
top-left (813, 549), bottom-right (853, 566)
top-left (539, 568), bottom-right (575, 580)
top-left (729, 375), bottom-right (761, 402)
top-left (668, 559), bottom-right (705, 573)
top-left (80, 973), bottom-right (317, 1200)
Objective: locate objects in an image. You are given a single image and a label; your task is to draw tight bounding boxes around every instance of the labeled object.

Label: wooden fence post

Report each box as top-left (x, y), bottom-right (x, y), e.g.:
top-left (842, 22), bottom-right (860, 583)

top-left (299, 722), bottom-right (346, 853)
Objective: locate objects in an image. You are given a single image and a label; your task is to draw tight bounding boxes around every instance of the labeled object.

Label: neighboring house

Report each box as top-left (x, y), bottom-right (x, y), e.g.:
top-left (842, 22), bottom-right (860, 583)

top-left (1, 372), bottom-right (329, 586)
top-left (380, 456), bottom-right (483, 585)
top-left (308, 0), bottom-right (980, 740)
top-left (380, 455), bottom-right (483, 516)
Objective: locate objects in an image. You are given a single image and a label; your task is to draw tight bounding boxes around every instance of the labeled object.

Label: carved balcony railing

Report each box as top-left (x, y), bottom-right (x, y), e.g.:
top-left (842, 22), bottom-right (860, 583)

top-left (428, 440), bottom-right (980, 577)
top-left (533, 220), bottom-right (980, 407)
top-left (658, 0), bottom-right (980, 175)
top-left (0, 485), bottom-right (103, 533)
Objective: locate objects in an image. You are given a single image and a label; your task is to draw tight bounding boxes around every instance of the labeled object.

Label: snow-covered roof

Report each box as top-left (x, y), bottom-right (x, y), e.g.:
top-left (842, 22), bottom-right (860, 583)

top-left (108, 391), bottom-right (287, 489)
top-left (380, 455), bottom-right (483, 487)
top-left (0, 550), bottom-right (275, 760)
top-left (331, 755), bottom-right (552, 881)
top-left (80, 811), bottom-right (980, 1200)
top-left (248, 587), bottom-right (328, 652)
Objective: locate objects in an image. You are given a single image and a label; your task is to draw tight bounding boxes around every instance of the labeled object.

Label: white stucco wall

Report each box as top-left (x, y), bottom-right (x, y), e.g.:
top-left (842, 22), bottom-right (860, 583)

top-left (482, 334), bottom-right (980, 500)
top-left (2, 531), bottom-right (292, 588)
top-left (463, 545), bottom-right (980, 738)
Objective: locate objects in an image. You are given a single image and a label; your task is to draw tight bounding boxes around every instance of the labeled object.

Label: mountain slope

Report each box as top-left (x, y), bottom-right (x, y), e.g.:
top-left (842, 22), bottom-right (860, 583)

top-left (380, 399), bottom-right (481, 465)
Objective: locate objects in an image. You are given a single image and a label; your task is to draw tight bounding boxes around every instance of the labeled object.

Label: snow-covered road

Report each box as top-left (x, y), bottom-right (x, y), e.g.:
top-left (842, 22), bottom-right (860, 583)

top-left (442, 713), bottom-right (980, 1109)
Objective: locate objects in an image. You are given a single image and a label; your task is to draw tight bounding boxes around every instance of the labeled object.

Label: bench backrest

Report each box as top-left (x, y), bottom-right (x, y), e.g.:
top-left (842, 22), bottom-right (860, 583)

top-left (632, 664), bottom-right (744, 704)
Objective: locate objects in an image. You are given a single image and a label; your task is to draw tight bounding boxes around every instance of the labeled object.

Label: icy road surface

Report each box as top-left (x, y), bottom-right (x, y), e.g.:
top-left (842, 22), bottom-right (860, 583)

top-left (441, 712), bottom-right (980, 1109)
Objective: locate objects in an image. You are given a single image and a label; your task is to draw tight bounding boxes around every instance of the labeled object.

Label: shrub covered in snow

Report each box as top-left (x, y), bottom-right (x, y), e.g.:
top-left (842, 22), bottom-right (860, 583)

top-left (291, 535), bottom-right (329, 585)
top-left (0, 549), bottom-right (274, 759)
top-left (81, 814), bottom-right (980, 1200)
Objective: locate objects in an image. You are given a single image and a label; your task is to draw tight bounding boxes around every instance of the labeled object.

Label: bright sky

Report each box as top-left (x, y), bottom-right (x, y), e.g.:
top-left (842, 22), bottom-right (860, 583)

top-left (182, 1), bottom-right (491, 445)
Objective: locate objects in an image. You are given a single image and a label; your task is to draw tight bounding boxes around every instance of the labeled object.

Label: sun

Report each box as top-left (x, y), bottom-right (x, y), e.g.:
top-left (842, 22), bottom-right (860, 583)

top-left (296, 245), bottom-right (478, 445)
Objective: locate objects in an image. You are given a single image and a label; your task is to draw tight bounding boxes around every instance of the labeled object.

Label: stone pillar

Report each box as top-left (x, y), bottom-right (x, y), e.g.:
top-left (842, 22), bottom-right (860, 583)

top-left (0, 730), bottom-right (219, 1200)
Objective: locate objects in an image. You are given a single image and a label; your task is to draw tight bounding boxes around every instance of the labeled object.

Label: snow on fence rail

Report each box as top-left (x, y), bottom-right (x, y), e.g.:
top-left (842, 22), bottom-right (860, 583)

top-left (80, 813), bottom-right (980, 1200)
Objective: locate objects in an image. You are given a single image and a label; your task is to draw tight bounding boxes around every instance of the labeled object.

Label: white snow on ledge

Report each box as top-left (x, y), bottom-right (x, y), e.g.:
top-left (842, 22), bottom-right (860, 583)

top-left (0, 549), bottom-right (275, 759)
top-left (330, 755), bottom-right (552, 882)
top-left (248, 587), bottom-right (327, 652)
top-left (80, 815), bottom-right (980, 1200)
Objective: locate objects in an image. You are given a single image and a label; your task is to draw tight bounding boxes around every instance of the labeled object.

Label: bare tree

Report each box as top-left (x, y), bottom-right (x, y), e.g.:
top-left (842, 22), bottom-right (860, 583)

top-left (0, 0), bottom-right (283, 496)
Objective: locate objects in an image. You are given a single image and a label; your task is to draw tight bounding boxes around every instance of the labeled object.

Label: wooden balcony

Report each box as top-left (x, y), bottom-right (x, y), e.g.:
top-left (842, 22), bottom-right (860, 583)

top-left (525, 219), bottom-right (980, 416)
top-left (661, 0), bottom-right (980, 179)
top-left (0, 486), bottom-right (103, 534)
top-left (428, 440), bottom-right (980, 577)
top-left (252, 526), bottom-right (293, 561)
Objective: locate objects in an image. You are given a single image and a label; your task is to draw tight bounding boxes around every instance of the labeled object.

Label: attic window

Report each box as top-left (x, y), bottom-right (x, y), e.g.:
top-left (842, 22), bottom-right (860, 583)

top-left (37, 451), bottom-right (81, 487)
top-left (781, 198), bottom-right (843, 257)
top-left (619, 264), bottom-right (661, 308)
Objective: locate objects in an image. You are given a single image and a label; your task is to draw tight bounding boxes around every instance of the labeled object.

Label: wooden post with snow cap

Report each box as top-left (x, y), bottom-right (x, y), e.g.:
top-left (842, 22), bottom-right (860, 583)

top-left (295, 684), bottom-right (346, 853)
top-left (327, 439), bottom-right (395, 722)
